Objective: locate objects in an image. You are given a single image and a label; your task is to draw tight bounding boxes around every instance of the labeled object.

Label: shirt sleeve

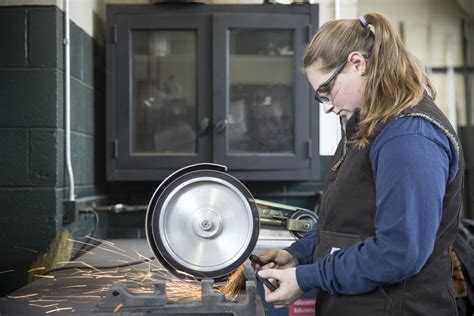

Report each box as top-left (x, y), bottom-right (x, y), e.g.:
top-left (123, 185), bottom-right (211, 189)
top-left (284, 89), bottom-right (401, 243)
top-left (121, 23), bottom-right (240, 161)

top-left (285, 226), bottom-right (317, 265)
top-left (295, 118), bottom-right (453, 294)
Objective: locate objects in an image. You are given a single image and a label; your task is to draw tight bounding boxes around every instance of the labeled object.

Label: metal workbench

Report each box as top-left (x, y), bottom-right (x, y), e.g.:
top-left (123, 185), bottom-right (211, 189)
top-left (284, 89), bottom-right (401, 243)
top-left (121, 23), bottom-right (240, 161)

top-left (0, 228), bottom-right (295, 315)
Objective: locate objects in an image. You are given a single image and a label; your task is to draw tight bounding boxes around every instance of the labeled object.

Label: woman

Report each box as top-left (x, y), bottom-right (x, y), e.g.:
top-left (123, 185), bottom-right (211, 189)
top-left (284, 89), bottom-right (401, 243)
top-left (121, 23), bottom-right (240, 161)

top-left (255, 12), bottom-right (464, 315)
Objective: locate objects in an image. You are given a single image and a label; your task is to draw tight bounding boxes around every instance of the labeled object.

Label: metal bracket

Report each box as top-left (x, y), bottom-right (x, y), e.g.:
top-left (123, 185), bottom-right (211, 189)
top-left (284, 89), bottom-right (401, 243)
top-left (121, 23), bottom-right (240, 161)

top-left (94, 278), bottom-right (257, 315)
top-left (287, 218), bottom-right (312, 232)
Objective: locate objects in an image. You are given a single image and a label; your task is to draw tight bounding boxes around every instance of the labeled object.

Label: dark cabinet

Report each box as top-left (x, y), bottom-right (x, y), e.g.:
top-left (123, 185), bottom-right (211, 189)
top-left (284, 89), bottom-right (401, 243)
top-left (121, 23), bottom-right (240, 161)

top-left (106, 4), bottom-right (319, 181)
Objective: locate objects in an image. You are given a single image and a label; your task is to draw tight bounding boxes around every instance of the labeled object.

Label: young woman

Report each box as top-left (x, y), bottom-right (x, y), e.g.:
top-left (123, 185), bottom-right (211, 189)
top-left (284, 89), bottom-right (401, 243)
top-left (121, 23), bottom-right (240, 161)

top-left (255, 12), bottom-right (464, 315)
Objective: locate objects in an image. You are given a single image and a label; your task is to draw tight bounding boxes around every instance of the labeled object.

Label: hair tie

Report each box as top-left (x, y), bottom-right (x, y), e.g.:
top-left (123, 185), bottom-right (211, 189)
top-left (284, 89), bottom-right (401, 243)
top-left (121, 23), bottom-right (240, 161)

top-left (359, 16), bottom-right (368, 27)
top-left (367, 24), bottom-right (375, 34)
top-left (359, 15), bottom-right (375, 34)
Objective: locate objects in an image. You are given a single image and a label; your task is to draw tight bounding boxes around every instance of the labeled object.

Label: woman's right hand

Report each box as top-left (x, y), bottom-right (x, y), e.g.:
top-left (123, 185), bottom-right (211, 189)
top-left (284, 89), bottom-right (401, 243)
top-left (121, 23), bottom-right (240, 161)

top-left (252, 249), bottom-right (297, 270)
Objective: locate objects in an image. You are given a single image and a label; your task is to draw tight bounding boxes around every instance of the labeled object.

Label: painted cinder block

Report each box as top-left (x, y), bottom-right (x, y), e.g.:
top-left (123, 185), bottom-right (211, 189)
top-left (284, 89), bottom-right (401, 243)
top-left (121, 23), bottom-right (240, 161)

top-left (0, 8), bottom-right (27, 67)
top-left (0, 130), bottom-right (28, 186)
top-left (28, 7), bottom-right (62, 68)
top-left (0, 69), bottom-right (60, 128)
top-left (29, 130), bottom-right (60, 187)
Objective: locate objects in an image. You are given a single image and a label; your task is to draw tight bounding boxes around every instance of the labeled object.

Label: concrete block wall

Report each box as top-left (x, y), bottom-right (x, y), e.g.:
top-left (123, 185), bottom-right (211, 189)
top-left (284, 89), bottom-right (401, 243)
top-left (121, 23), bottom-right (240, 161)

top-left (0, 6), bottom-right (105, 295)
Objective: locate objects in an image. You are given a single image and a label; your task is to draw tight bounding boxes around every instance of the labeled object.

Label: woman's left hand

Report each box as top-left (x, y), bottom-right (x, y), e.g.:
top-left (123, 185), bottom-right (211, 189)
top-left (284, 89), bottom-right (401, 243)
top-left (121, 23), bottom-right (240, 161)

top-left (258, 267), bottom-right (304, 309)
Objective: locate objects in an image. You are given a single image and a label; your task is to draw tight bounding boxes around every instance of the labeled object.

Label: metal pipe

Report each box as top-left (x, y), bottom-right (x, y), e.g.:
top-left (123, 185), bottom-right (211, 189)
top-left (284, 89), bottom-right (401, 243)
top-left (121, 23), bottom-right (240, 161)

top-left (461, 19), bottom-right (472, 127)
top-left (259, 218), bottom-right (286, 227)
top-left (64, 0), bottom-right (75, 201)
top-left (446, 35), bottom-right (457, 130)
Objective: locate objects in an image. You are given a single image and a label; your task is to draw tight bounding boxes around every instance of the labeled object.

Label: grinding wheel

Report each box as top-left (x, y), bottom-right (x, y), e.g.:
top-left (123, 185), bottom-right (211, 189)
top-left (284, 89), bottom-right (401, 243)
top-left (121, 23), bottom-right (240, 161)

top-left (146, 163), bottom-right (260, 281)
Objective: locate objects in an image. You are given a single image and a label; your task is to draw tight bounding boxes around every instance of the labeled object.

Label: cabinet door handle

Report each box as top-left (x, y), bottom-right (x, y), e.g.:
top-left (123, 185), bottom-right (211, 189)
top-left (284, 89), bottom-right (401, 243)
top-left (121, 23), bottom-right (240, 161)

top-left (199, 117), bottom-right (210, 135)
top-left (214, 120), bottom-right (228, 134)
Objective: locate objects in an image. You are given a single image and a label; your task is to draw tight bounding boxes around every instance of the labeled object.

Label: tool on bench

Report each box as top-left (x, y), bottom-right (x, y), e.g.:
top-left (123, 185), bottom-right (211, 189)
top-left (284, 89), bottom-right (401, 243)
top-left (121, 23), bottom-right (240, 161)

top-left (249, 254), bottom-right (279, 292)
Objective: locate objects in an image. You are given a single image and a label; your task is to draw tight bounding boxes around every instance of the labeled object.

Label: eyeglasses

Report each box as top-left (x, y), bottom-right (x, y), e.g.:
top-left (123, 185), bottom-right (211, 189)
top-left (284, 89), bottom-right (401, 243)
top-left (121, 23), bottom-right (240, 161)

top-left (314, 59), bottom-right (348, 104)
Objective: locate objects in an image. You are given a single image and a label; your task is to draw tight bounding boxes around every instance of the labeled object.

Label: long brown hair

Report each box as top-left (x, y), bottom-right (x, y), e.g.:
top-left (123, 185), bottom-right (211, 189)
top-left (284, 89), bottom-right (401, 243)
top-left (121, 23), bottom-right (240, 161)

top-left (303, 12), bottom-right (436, 148)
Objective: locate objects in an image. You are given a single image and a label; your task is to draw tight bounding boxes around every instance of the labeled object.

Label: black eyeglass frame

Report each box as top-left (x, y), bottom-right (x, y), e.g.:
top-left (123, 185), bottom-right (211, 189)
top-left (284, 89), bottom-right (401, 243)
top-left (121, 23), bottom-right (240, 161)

top-left (313, 59), bottom-right (348, 104)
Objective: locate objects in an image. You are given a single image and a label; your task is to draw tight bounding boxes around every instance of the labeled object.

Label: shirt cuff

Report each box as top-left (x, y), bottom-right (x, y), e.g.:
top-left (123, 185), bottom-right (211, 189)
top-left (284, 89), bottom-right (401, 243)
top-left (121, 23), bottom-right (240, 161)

top-left (296, 264), bottom-right (319, 292)
top-left (283, 247), bottom-right (299, 265)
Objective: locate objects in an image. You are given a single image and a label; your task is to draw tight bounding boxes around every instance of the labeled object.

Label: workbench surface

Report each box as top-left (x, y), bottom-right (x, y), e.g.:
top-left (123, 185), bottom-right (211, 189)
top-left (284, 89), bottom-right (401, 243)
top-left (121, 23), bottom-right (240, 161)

top-left (0, 231), bottom-right (292, 315)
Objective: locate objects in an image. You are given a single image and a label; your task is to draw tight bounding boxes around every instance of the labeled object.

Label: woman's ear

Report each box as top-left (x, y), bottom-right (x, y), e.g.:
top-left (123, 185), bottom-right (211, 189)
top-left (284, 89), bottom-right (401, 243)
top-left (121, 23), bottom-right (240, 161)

top-left (348, 52), bottom-right (367, 75)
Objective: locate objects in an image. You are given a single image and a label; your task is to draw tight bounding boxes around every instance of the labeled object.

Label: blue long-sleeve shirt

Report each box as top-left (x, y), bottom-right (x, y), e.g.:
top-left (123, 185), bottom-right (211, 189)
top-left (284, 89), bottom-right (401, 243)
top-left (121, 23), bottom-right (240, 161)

top-left (286, 116), bottom-right (459, 294)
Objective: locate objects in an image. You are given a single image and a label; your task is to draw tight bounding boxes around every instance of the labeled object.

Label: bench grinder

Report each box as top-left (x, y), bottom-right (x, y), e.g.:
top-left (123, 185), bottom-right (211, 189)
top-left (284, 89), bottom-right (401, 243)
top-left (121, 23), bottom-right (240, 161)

top-left (146, 163), bottom-right (260, 281)
top-left (146, 163), bottom-right (317, 282)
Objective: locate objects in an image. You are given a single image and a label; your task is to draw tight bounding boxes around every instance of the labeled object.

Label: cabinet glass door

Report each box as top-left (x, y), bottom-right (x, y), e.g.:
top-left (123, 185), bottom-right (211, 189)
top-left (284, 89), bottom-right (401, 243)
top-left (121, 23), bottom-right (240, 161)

top-left (213, 14), bottom-right (310, 170)
top-left (132, 31), bottom-right (197, 154)
top-left (228, 30), bottom-right (294, 154)
top-left (115, 15), bottom-right (211, 170)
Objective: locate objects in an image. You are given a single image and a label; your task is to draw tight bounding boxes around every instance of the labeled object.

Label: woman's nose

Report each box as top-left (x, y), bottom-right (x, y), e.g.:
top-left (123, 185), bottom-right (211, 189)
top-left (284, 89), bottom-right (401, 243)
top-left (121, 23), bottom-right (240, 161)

top-left (323, 102), bottom-right (334, 113)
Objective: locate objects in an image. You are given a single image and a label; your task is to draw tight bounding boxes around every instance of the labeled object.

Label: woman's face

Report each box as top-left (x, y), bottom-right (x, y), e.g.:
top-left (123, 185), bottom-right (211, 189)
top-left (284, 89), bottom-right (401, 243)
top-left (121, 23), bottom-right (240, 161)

top-left (306, 52), bottom-right (367, 120)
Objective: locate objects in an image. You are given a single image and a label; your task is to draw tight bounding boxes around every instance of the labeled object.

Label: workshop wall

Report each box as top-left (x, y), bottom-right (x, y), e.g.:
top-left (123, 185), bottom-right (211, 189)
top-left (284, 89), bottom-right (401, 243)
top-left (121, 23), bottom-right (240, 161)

top-left (0, 6), bottom-right (105, 295)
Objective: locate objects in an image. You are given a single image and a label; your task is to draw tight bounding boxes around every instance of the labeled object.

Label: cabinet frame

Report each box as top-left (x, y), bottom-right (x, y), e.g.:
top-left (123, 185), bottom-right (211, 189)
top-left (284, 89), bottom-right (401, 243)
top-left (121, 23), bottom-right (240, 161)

top-left (106, 4), bottom-right (320, 181)
top-left (213, 13), bottom-right (310, 171)
top-left (115, 14), bottom-right (212, 170)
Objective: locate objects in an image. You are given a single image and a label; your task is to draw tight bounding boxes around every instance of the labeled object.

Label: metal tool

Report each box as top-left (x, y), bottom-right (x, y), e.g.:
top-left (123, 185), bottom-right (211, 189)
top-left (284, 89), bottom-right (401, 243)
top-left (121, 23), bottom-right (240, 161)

top-left (249, 254), bottom-right (267, 266)
top-left (256, 199), bottom-right (317, 239)
top-left (249, 254), bottom-right (279, 292)
top-left (146, 163), bottom-right (260, 281)
top-left (255, 271), bottom-right (278, 292)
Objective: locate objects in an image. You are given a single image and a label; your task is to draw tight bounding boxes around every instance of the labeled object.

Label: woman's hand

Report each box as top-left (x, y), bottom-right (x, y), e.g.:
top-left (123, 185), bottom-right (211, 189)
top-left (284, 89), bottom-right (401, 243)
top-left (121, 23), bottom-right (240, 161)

top-left (258, 267), bottom-right (304, 308)
top-left (251, 249), bottom-right (297, 270)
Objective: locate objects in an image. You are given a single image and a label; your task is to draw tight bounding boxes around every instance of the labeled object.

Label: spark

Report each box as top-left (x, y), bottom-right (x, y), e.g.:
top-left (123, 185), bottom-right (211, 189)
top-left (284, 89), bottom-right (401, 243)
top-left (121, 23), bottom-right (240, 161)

top-left (69, 300), bottom-right (93, 304)
top-left (56, 260), bottom-right (110, 274)
top-left (0, 269), bottom-right (15, 274)
top-left (43, 295), bottom-right (101, 299)
top-left (81, 261), bottom-right (102, 272)
top-left (29, 303), bottom-right (59, 308)
top-left (60, 285), bottom-right (87, 289)
top-left (71, 247), bottom-right (95, 255)
top-left (86, 236), bottom-right (128, 253)
top-left (71, 269), bottom-right (87, 275)
top-left (14, 245), bottom-right (38, 253)
top-left (27, 267), bottom-right (46, 273)
top-left (67, 239), bottom-right (138, 262)
top-left (83, 288), bottom-right (108, 295)
top-left (11, 237), bottom-right (246, 314)
top-left (114, 303), bottom-right (123, 313)
top-left (30, 299), bottom-right (68, 303)
top-left (45, 307), bottom-right (73, 313)
top-left (129, 288), bottom-right (153, 294)
top-left (34, 274), bottom-right (55, 279)
top-left (137, 253), bottom-right (151, 262)
top-left (176, 270), bottom-right (198, 279)
top-left (8, 293), bottom-right (38, 299)
top-left (57, 275), bottom-right (94, 279)
top-left (87, 268), bottom-right (119, 275)
top-left (94, 274), bottom-right (124, 279)
top-left (114, 279), bottom-right (147, 287)
top-left (217, 265), bottom-right (245, 300)
top-left (165, 280), bottom-right (202, 303)
top-left (108, 259), bottom-right (129, 264)
top-left (56, 260), bottom-right (83, 265)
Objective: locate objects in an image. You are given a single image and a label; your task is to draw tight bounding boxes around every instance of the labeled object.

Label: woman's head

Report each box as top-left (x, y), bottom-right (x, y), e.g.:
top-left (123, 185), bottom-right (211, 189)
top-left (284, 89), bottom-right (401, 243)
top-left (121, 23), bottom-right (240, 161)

top-left (304, 12), bottom-right (436, 148)
top-left (306, 51), bottom-right (367, 120)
